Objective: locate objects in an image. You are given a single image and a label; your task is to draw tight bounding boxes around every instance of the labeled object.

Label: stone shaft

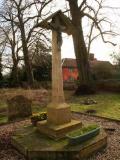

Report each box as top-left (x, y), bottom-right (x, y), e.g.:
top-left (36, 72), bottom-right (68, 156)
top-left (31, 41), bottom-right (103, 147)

top-left (52, 30), bottom-right (64, 104)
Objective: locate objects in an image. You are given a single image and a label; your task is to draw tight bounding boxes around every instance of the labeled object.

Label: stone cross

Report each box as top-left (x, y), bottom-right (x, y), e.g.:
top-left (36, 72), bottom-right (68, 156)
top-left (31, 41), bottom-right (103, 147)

top-left (47, 16), bottom-right (71, 126)
top-left (37, 11), bottom-right (73, 126)
top-left (51, 17), bottom-right (65, 104)
top-left (37, 11), bottom-right (81, 139)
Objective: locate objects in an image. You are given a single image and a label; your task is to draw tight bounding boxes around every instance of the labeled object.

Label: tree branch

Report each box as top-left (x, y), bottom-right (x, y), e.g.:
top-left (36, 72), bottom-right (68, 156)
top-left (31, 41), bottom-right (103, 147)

top-left (82, 12), bottom-right (116, 46)
top-left (79, 0), bottom-right (87, 10)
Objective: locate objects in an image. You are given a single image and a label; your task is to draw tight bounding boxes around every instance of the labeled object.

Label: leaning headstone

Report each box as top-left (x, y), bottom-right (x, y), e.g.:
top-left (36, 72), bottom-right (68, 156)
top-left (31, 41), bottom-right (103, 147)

top-left (7, 95), bottom-right (32, 121)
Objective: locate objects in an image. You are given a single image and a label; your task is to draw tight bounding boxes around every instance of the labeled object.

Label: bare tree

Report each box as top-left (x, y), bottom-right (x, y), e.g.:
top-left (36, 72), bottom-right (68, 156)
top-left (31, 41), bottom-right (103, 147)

top-left (86, 0), bottom-right (117, 54)
top-left (0, 38), bottom-right (6, 80)
top-left (0, 11), bottom-right (23, 85)
top-left (1, 0), bottom-right (52, 87)
top-left (65, 0), bottom-right (117, 93)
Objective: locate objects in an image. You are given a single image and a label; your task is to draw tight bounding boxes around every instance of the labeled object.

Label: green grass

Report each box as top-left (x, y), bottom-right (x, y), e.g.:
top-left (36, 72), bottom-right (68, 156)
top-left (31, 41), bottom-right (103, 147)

top-left (0, 90), bottom-right (120, 125)
top-left (0, 114), bottom-right (8, 124)
top-left (0, 101), bottom-right (8, 125)
top-left (0, 101), bottom-right (7, 110)
top-left (67, 124), bottom-right (99, 137)
top-left (32, 104), bottom-right (47, 114)
top-left (70, 92), bottom-right (120, 120)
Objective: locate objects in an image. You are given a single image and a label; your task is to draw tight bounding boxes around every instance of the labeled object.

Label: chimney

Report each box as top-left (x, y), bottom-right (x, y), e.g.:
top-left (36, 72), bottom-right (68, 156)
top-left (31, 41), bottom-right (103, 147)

top-left (89, 53), bottom-right (94, 61)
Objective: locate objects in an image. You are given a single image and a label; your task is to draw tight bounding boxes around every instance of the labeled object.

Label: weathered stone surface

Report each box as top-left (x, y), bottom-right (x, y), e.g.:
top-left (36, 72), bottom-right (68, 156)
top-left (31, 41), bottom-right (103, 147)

top-left (11, 125), bottom-right (107, 160)
top-left (51, 29), bottom-right (65, 104)
top-left (47, 103), bottom-right (71, 125)
top-left (7, 95), bottom-right (32, 121)
top-left (37, 24), bottom-right (75, 138)
top-left (37, 119), bottom-right (82, 140)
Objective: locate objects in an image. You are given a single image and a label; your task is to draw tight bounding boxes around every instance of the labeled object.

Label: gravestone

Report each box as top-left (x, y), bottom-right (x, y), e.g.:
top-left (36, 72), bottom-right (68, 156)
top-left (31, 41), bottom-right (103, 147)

top-left (7, 95), bottom-right (32, 121)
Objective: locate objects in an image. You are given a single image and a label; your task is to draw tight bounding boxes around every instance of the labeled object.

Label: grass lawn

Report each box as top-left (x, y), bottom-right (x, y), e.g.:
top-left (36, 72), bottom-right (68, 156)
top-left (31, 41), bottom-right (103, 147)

top-left (32, 104), bottom-right (46, 114)
top-left (0, 89), bottom-right (120, 124)
top-left (0, 114), bottom-right (8, 124)
top-left (0, 101), bottom-right (8, 124)
top-left (69, 92), bottom-right (120, 120)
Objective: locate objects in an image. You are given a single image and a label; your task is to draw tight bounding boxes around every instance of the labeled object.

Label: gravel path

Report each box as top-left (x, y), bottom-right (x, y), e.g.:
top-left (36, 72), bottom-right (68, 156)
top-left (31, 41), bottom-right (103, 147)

top-left (0, 114), bottom-right (120, 160)
top-left (73, 113), bottom-right (120, 160)
top-left (0, 120), bottom-right (30, 160)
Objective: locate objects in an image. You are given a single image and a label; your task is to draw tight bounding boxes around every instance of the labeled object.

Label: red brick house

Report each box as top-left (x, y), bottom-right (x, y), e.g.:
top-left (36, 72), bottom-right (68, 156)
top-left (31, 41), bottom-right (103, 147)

top-left (62, 54), bottom-right (113, 82)
top-left (62, 58), bottom-right (78, 82)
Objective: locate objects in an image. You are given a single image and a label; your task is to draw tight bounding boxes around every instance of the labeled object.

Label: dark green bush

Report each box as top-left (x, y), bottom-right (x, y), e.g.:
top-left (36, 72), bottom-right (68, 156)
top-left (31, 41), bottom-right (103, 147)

top-left (92, 62), bottom-right (114, 80)
top-left (75, 84), bottom-right (96, 95)
top-left (97, 79), bottom-right (120, 92)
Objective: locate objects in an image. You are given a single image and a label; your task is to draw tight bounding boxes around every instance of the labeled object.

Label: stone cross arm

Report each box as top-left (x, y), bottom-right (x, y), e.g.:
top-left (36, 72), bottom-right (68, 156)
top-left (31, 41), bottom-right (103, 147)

top-left (36, 10), bottom-right (74, 35)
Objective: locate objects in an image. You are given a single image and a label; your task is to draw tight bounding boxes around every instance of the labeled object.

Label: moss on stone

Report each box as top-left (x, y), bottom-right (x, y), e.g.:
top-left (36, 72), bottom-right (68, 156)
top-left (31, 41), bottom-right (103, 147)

top-left (67, 124), bottom-right (99, 137)
top-left (12, 125), bottom-right (68, 151)
top-left (12, 124), bottom-right (107, 160)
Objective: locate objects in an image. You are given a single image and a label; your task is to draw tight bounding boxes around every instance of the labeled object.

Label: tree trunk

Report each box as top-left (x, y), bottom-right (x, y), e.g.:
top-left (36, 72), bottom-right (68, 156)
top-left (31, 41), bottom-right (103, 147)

top-left (21, 33), bottom-right (34, 87)
top-left (10, 42), bottom-right (19, 86)
top-left (18, 16), bottom-right (34, 87)
top-left (0, 53), bottom-right (3, 81)
top-left (10, 49), bottom-right (19, 86)
top-left (68, 0), bottom-right (91, 85)
top-left (72, 24), bottom-right (91, 85)
top-left (10, 62), bottom-right (19, 86)
top-left (67, 0), bottom-right (96, 94)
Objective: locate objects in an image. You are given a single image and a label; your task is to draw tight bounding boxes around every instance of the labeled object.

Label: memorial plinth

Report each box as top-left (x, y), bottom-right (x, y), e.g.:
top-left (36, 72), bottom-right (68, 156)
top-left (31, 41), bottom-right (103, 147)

top-left (11, 125), bottom-right (107, 160)
top-left (11, 11), bottom-right (107, 159)
top-left (37, 119), bottom-right (82, 140)
top-left (47, 103), bottom-right (71, 126)
top-left (37, 11), bottom-right (81, 140)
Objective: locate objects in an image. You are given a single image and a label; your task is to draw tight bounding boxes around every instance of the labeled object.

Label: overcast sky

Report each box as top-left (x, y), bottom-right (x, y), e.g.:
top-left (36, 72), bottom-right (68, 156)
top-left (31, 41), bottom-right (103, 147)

top-left (57, 0), bottom-right (120, 63)
top-left (0, 0), bottom-right (120, 63)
